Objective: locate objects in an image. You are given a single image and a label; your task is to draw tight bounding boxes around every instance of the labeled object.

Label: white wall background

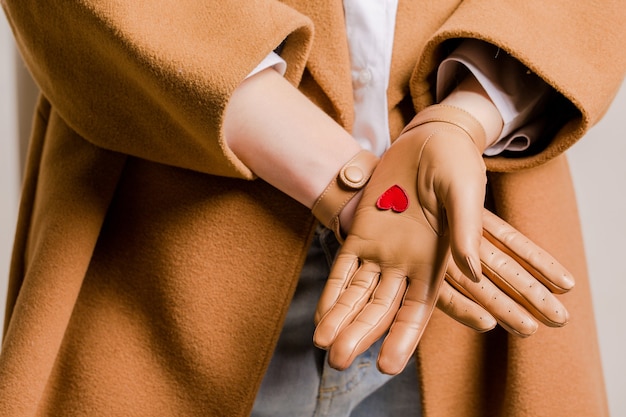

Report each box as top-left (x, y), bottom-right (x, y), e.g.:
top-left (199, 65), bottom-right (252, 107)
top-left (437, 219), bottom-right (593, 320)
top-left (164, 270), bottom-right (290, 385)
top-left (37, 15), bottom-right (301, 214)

top-left (568, 82), bottom-right (626, 416)
top-left (0, 11), bottom-right (21, 332)
top-left (1, 13), bottom-right (625, 416)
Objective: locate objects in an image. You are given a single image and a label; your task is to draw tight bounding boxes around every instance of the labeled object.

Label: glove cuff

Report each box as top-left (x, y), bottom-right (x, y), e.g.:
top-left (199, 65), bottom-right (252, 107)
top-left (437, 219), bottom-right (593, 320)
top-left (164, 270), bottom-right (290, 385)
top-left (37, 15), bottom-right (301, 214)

top-left (312, 149), bottom-right (379, 242)
top-left (401, 104), bottom-right (487, 152)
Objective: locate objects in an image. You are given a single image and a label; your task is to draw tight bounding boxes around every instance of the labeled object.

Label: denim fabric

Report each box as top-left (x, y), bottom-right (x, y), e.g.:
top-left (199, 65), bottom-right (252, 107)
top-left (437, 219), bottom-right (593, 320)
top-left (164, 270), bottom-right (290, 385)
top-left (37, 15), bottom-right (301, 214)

top-left (251, 227), bottom-right (421, 417)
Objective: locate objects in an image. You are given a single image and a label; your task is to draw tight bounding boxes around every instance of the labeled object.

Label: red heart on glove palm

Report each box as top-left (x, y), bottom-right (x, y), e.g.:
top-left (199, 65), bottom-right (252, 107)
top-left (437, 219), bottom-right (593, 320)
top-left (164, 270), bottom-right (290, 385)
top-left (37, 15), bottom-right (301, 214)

top-left (376, 185), bottom-right (409, 213)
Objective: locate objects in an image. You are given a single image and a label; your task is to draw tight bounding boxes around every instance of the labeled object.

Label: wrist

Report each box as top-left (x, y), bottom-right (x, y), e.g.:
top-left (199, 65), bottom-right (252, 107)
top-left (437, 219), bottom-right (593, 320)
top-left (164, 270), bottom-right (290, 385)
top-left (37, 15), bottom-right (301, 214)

top-left (401, 104), bottom-right (488, 152)
top-left (224, 68), bottom-right (364, 208)
top-left (337, 189), bottom-right (363, 236)
top-left (438, 73), bottom-right (503, 150)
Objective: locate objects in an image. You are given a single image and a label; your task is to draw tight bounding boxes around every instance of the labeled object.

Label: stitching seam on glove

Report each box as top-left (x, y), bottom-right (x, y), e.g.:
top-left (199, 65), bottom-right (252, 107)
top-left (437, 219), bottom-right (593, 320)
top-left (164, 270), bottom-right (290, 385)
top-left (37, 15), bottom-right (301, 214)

top-left (401, 104), bottom-right (487, 151)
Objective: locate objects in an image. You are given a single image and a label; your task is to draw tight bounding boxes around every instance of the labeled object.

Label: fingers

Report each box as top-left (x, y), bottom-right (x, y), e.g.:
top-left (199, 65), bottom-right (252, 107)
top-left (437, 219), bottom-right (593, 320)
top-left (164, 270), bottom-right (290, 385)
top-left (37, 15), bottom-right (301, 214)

top-left (439, 147), bottom-right (486, 284)
top-left (446, 258), bottom-right (540, 337)
top-left (436, 279), bottom-right (497, 332)
top-left (419, 129), bottom-right (486, 284)
top-left (479, 238), bottom-right (570, 327)
top-left (445, 177), bottom-right (485, 283)
top-left (376, 272), bottom-right (443, 375)
top-left (314, 253), bottom-right (360, 325)
top-left (321, 269), bottom-right (407, 370)
top-left (482, 209), bottom-right (575, 293)
top-left (442, 210), bottom-right (572, 335)
top-left (313, 260), bottom-right (381, 348)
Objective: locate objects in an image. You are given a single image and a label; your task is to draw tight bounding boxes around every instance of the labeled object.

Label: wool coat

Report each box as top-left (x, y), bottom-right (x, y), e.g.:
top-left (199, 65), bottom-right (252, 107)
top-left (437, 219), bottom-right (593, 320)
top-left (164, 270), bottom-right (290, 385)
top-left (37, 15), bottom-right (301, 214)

top-left (2, 0), bottom-right (626, 416)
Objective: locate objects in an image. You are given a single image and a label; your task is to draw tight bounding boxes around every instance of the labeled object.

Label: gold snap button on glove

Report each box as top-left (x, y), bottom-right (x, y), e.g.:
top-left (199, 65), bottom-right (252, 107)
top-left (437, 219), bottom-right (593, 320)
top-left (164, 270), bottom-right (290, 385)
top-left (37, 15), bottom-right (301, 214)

top-left (312, 150), bottom-right (379, 242)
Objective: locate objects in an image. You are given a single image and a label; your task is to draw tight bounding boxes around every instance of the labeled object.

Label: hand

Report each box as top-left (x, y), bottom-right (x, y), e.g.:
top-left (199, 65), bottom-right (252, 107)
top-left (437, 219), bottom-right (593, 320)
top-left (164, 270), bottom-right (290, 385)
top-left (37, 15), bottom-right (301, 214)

top-left (437, 208), bottom-right (574, 336)
top-left (313, 104), bottom-right (488, 375)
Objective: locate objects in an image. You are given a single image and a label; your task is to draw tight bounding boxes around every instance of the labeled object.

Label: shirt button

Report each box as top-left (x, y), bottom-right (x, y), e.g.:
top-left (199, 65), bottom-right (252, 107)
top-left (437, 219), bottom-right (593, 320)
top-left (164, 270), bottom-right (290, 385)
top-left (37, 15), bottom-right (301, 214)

top-left (354, 68), bottom-right (373, 87)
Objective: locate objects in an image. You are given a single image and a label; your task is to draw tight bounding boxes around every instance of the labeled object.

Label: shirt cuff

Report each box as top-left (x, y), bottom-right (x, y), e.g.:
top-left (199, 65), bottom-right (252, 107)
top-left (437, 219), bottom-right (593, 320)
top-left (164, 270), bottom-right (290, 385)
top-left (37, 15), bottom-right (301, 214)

top-left (246, 51), bottom-right (287, 79)
top-left (437, 39), bottom-right (551, 156)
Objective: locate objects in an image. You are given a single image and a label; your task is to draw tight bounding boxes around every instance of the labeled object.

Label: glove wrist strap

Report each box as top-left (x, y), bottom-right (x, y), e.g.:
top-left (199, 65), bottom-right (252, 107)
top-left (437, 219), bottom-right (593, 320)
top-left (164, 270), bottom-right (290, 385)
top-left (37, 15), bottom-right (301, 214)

top-left (312, 149), bottom-right (379, 242)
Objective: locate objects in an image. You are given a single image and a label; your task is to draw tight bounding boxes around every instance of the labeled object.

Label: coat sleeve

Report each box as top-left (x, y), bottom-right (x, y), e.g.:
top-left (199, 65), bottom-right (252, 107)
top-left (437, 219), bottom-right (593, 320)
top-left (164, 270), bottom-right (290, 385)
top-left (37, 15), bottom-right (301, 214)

top-left (410, 0), bottom-right (626, 172)
top-left (2, 0), bottom-right (313, 178)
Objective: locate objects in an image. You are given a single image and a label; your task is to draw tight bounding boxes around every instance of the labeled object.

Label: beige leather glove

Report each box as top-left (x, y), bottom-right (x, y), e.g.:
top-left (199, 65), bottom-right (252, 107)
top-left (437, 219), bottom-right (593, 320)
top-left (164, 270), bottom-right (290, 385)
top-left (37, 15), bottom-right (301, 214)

top-left (313, 104), bottom-right (488, 375)
top-left (310, 153), bottom-right (574, 339)
top-left (437, 208), bottom-right (574, 336)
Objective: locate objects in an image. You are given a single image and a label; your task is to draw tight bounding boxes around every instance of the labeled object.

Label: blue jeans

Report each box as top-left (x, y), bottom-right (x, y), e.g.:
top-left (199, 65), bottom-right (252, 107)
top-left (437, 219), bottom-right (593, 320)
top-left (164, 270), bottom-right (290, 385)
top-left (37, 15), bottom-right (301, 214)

top-left (251, 227), bottom-right (422, 417)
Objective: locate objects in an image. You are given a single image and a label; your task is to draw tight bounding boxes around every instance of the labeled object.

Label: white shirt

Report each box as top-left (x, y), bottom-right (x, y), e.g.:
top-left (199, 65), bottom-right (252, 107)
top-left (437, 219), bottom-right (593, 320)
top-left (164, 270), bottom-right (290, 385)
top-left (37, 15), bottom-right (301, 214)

top-left (342, 0), bottom-right (397, 156)
top-left (249, 0), bottom-right (549, 157)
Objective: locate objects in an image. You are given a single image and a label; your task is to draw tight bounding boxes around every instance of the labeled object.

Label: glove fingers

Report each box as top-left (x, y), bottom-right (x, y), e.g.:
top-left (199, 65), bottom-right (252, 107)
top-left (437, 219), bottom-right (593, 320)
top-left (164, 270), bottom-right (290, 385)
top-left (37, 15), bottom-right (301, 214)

top-left (426, 134), bottom-right (485, 283)
top-left (480, 238), bottom-right (570, 327)
top-left (446, 259), bottom-right (539, 336)
top-left (445, 171), bottom-right (486, 282)
top-left (482, 209), bottom-right (574, 293)
top-left (376, 273), bottom-right (443, 375)
top-left (314, 253), bottom-right (360, 324)
top-left (314, 261), bottom-right (381, 348)
top-left (437, 278), bottom-right (497, 332)
top-left (326, 270), bottom-right (407, 371)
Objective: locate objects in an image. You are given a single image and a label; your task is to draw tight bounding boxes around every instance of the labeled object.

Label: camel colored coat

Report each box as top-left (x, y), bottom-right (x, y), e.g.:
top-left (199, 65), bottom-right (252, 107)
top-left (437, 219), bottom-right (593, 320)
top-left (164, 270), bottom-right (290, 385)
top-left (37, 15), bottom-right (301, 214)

top-left (2, 0), bottom-right (626, 416)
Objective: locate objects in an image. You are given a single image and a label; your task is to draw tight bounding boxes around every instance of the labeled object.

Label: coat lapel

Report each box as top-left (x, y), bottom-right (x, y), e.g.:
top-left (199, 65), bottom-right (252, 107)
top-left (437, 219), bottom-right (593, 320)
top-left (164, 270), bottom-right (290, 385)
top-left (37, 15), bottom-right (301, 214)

top-left (286, 0), bottom-right (354, 129)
